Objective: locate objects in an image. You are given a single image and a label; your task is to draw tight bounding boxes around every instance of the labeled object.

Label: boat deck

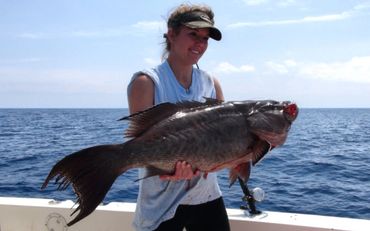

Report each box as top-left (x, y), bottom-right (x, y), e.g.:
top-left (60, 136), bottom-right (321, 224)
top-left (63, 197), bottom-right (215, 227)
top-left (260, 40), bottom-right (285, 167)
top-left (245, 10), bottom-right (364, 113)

top-left (0, 197), bottom-right (369, 231)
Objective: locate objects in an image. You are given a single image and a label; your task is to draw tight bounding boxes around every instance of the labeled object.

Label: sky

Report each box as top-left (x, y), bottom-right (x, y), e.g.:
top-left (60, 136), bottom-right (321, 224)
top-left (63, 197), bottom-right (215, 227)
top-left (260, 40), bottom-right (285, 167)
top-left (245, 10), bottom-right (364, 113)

top-left (1, 0), bottom-right (370, 108)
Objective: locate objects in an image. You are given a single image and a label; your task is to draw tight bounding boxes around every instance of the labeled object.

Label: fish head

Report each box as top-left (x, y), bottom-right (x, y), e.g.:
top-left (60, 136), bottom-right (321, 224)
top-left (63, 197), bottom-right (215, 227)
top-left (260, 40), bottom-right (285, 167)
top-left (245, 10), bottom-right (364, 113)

top-left (234, 100), bottom-right (299, 147)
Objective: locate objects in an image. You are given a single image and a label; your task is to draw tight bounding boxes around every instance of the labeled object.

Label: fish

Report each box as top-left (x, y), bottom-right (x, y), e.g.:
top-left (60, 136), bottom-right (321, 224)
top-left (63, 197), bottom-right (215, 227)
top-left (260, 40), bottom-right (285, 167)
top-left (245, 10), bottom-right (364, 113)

top-left (41, 98), bottom-right (298, 226)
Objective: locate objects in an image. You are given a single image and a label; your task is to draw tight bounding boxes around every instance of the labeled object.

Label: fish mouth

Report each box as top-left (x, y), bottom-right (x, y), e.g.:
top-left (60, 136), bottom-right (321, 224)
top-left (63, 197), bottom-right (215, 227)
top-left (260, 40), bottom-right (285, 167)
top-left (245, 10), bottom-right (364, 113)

top-left (247, 102), bottom-right (298, 147)
top-left (283, 103), bottom-right (298, 122)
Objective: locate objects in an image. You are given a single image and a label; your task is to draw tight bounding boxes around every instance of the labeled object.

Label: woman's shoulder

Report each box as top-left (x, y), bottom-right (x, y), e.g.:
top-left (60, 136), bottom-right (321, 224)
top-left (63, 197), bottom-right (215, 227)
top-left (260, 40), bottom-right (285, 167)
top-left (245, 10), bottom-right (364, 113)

top-left (130, 64), bottom-right (162, 87)
top-left (194, 68), bottom-right (215, 86)
top-left (194, 68), bottom-right (224, 100)
top-left (131, 73), bottom-right (154, 86)
top-left (128, 70), bottom-right (156, 100)
top-left (194, 67), bottom-right (211, 77)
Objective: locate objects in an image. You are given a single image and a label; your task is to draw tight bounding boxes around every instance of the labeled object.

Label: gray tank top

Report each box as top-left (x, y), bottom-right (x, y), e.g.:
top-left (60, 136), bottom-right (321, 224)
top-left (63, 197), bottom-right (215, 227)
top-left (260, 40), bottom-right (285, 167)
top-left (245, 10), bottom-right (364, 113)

top-left (127, 60), bottom-right (222, 231)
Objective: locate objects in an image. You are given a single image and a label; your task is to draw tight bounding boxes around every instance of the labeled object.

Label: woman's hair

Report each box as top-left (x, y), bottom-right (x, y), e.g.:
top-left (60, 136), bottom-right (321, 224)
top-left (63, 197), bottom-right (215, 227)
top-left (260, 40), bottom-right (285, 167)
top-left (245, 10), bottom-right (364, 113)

top-left (162, 3), bottom-right (216, 60)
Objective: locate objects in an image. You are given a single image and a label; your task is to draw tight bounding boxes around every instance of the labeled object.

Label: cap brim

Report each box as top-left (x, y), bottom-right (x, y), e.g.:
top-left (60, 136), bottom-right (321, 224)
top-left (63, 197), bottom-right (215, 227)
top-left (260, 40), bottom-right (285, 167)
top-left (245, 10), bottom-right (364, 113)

top-left (183, 21), bottom-right (222, 41)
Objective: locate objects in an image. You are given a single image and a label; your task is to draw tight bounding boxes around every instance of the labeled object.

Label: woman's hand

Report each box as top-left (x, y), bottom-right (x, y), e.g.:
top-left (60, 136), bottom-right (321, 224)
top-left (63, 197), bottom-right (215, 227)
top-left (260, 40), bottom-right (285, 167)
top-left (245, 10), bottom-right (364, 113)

top-left (160, 161), bottom-right (200, 181)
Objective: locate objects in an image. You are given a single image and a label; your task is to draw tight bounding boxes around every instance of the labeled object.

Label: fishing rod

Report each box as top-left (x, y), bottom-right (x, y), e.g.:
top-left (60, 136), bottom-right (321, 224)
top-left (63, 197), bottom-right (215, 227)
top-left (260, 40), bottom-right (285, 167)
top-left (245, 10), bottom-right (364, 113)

top-left (238, 177), bottom-right (264, 215)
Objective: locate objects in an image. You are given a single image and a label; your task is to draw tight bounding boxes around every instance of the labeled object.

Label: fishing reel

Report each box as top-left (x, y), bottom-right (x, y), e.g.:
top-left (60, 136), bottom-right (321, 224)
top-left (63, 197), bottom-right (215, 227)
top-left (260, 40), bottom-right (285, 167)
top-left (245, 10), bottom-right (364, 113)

top-left (238, 177), bottom-right (265, 216)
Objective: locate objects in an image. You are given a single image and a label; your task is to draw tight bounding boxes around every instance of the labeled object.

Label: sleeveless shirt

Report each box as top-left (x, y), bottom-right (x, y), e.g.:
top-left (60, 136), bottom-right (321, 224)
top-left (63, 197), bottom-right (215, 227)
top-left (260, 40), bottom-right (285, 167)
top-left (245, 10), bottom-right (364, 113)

top-left (127, 60), bottom-right (222, 231)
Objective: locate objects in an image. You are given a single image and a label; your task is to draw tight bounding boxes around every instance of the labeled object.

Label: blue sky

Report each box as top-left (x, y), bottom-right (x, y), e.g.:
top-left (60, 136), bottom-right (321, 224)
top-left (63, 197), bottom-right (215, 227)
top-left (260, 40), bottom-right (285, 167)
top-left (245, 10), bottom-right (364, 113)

top-left (1, 0), bottom-right (370, 108)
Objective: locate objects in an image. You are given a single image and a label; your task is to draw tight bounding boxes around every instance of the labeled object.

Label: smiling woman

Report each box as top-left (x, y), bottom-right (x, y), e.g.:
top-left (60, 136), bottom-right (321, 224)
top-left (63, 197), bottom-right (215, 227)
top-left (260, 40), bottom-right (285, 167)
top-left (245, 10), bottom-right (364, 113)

top-left (126, 3), bottom-right (229, 231)
top-left (162, 5), bottom-right (221, 61)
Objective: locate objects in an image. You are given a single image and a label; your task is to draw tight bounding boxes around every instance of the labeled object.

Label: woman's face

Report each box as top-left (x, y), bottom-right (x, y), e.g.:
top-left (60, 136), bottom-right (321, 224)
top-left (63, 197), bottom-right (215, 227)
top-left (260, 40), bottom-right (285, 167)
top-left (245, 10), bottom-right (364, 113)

top-left (168, 26), bottom-right (210, 65)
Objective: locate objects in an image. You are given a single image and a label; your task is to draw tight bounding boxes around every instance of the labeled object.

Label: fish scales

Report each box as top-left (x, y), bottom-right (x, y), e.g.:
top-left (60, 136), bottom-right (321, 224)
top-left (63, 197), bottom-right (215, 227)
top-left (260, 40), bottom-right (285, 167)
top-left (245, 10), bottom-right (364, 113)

top-left (125, 103), bottom-right (251, 172)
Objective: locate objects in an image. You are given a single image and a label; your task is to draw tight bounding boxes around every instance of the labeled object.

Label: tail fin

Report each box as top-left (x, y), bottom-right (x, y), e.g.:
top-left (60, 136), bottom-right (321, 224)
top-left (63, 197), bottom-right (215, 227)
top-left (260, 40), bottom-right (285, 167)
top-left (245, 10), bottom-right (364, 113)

top-left (41, 144), bottom-right (126, 226)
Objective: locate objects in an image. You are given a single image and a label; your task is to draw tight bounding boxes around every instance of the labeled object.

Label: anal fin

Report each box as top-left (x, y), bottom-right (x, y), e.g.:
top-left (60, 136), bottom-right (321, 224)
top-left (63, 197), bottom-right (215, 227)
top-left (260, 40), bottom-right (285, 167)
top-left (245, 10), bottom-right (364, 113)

top-left (135, 166), bottom-right (171, 181)
top-left (229, 161), bottom-right (251, 187)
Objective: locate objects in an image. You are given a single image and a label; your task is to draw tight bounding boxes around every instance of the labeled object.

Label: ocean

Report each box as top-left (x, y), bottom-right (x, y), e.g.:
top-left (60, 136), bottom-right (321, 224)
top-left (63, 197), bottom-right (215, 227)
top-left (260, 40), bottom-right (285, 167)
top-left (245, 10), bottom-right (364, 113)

top-left (0, 108), bottom-right (369, 220)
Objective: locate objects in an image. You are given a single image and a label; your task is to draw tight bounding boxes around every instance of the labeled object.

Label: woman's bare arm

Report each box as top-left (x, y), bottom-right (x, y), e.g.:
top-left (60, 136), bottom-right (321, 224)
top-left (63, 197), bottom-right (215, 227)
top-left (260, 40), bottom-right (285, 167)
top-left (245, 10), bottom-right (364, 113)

top-left (128, 74), bottom-right (199, 180)
top-left (214, 77), bottom-right (225, 101)
top-left (128, 74), bottom-right (155, 114)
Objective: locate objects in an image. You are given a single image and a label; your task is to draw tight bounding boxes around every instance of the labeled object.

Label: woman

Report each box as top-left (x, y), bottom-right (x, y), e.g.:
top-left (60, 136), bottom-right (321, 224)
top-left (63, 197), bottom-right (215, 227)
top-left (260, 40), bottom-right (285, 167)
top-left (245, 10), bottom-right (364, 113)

top-left (127, 4), bottom-right (230, 231)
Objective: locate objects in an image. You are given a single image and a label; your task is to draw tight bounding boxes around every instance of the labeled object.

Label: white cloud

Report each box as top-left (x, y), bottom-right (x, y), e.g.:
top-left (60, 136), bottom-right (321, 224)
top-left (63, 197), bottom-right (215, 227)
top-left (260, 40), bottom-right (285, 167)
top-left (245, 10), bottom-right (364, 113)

top-left (228, 11), bottom-right (351, 28)
top-left (265, 56), bottom-right (370, 84)
top-left (353, 2), bottom-right (370, 11)
top-left (227, 2), bottom-right (370, 29)
top-left (18, 32), bottom-right (49, 39)
top-left (0, 68), bottom-right (128, 93)
top-left (277, 0), bottom-right (296, 7)
top-left (0, 67), bottom-right (130, 108)
top-left (243, 0), bottom-right (295, 7)
top-left (17, 28), bottom-right (128, 39)
top-left (214, 62), bottom-right (255, 74)
top-left (243, 0), bottom-right (268, 6)
top-left (132, 21), bottom-right (165, 31)
top-left (71, 28), bottom-right (126, 38)
top-left (0, 58), bottom-right (43, 64)
top-left (299, 56), bottom-right (370, 83)
top-left (17, 21), bottom-right (165, 40)
top-left (265, 60), bottom-right (297, 74)
top-left (144, 57), bottom-right (161, 66)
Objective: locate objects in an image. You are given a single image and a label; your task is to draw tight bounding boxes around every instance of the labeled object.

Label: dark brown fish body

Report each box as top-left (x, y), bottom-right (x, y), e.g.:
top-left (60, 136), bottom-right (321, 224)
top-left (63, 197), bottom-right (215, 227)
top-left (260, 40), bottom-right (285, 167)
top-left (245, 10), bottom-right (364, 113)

top-left (42, 99), bottom-right (298, 226)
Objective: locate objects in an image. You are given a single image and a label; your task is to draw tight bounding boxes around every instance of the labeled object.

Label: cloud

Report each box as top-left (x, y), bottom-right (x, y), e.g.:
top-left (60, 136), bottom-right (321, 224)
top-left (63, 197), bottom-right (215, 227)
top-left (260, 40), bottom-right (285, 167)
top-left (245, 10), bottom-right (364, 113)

top-left (0, 66), bottom-right (133, 107)
top-left (0, 58), bottom-right (43, 64)
top-left (276, 0), bottom-right (296, 7)
top-left (265, 56), bottom-right (370, 84)
top-left (228, 11), bottom-right (351, 28)
top-left (0, 68), bottom-right (128, 94)
top-left (299, 56), bottom-right (370, 83)
top-left (144, 57), bottom-right (161, 66)
top-left (18, 32), bottom-right (49, 39)
top-left (265, 59), bottom-right (297, 74)
top-left (131, 21), bottom-right (165, 31)
top-left (243, 0), bottom-right (268, 6)
top-left (228, 2), bottom-right (370, 28)
top-left (353, 2), bottom-right (370, 11)
top-left (243, 0), bottom-right (295, 7)
top-left (17, 28), bottom-right (127, 39)
top-left (71, 28), bottom-right (126, 38)
top-left (17, 20), bottom-right (164, 40)
top-left (213, 62), bottom-right (256, 74)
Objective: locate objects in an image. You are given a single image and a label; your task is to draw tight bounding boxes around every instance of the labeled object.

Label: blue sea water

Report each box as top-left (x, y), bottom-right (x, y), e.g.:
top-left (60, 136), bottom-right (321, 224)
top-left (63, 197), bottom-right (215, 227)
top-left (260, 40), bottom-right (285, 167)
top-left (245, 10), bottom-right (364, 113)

top-left (0, 108), bottom-right (370, 220)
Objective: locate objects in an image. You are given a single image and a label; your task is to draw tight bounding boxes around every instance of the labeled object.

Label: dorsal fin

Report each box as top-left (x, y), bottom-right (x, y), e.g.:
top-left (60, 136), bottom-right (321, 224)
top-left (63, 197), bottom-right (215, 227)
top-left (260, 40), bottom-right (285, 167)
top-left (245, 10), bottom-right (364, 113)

top-left (176, 97), bottom-right (223, 112)
top-left (120, 103), bottom-right (179, 138)
top-left (120, 98), bottom-right (223, 138)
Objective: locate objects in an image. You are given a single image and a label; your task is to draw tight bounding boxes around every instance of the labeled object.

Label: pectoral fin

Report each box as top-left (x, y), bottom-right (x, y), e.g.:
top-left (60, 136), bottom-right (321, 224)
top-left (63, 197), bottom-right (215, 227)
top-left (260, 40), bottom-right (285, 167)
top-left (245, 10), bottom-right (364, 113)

top-left (251, 140), bottom-right (272, 166)
top-left (229, 161), bottom-right (252, 187)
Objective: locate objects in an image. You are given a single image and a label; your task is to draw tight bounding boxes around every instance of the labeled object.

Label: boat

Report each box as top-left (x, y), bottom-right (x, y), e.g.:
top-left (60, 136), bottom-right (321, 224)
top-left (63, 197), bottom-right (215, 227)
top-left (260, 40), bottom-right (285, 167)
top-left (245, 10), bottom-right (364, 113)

top-left (1, 196), bottom-right (369, 231)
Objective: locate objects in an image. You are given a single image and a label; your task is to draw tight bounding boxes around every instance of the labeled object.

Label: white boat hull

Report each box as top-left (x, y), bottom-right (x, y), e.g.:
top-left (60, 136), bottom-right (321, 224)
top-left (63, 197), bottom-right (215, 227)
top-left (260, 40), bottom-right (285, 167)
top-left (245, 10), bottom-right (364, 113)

top-left (0, 197), bottom-right (368, 231)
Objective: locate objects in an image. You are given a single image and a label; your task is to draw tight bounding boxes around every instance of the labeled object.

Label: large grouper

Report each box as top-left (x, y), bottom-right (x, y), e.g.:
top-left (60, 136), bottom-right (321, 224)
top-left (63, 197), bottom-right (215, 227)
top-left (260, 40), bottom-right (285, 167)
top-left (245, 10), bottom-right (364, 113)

top-left (42, 98), bottom-right (298, 226)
